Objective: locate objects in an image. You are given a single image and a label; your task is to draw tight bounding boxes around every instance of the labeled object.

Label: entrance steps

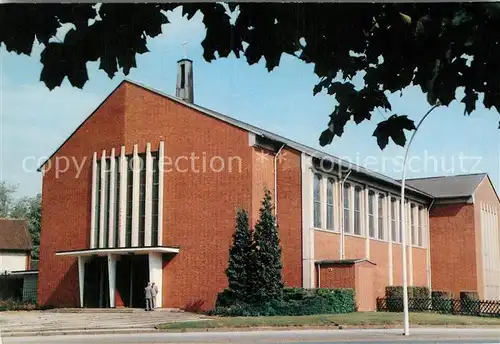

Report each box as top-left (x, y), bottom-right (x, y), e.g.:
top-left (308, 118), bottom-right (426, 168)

top-left (44, 307), bottom-right (184, 313)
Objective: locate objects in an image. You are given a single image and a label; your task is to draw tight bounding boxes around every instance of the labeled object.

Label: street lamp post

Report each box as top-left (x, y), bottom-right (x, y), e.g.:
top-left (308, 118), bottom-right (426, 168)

top-left (400, 104), bottom-right (440, 336)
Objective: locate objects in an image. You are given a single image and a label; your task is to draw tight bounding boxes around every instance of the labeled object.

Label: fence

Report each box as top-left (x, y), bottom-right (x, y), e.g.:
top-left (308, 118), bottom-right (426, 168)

top-left (376, 297), bottom-right (500, 317)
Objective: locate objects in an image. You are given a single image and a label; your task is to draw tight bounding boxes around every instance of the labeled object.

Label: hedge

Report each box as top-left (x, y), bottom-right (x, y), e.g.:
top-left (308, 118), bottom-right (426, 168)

top-left (385, 286), bottom-right (430, 312)
top-left (0, 299), bottom-right (39, 311)
top-left (431, 290), bottom-right (453, 314)
top-left (212, 287), bottom-right (356, 317)
top-left (460, 291), bottom-right (480, 316)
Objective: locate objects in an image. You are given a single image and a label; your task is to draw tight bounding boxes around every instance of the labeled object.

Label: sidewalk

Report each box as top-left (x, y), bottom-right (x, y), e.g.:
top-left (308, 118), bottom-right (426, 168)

top-left (0, 309), bottom-right (209, 337)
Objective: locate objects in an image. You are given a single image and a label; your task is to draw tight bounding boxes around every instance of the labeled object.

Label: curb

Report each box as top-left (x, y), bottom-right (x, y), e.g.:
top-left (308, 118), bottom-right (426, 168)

top-left (2, 328), bottom-right (159, 337)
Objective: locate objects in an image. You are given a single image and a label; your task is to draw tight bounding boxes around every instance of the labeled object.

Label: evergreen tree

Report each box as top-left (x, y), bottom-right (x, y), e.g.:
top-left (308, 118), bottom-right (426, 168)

top-left (225, 209), bottom-right (252, 302)
top-left (249, 188), bottom-right (284, 303)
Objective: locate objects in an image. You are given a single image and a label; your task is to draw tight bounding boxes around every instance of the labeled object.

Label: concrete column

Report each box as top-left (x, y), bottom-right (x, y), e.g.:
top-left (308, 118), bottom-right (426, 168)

top-left (99, 150), bottom-right (107, 248)
top-left (77, 256), bottom-right (87, 307)
top-left (107, 254), bottom-right (117, 308)
top-left (108, 148), bottom-right (116, 248)
top-left (301, 153), bottom-right (314, 288)
top-left (132, 144), bottom-right (140, 247)
top-left (118, 146), bottom-right (127, 247)
top-left (149, 253), bottom-right (163, 308)
top-left (158, 141), bottom-right (165, 246)
top-left (145, 143), bottom-right (153, 246)
top-left (90, 152), bottom-right (98, 249)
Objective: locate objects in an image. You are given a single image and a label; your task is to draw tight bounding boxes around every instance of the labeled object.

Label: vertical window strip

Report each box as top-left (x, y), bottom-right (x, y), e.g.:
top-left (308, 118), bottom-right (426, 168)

top-left (95, 160), bottom-right (101, 248)
top-left (344, 183), bottom-right (351, 233)
top-left (353, 186), bottom-right (362, 235)
top-left (313, 174), bottom-right (322, 228)
top-left (378, 194), bottom-right (385, 240)
top-left (368, 191), bottom-right (376, 238)
top-left (126, 156), bottom-right (133, 247)
top-left (103, 159), bottom-right (111, 248)
top-left (418, 206), bottom-right (424, 247)
top-left (114, 157), bottom-right (120, 248)
top-left (326, 179), bottom-right (334, 230)
top-left (151, 152), bottom-right (159, 246)
top-left (138, 154), bottom-right (146, 247)
top-left (391, 197), bottom-right (397, 242)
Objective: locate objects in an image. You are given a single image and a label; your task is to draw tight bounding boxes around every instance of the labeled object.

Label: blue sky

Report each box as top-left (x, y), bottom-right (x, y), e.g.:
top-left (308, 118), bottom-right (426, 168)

top-left (1, 7), bottom-right (500, 197)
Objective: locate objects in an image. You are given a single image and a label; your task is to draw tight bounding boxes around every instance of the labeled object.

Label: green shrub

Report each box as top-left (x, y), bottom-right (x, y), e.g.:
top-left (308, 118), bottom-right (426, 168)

top-left (215, 289), bottom-right (237, 308)
top-left (385, 286), bottom-right (430, 299)
top-left (430, 291), bottom-right (453, 314)
top-left (460, 291), bottom-right (480, 316)
top-left (212, 287), bottom-right (356, 317)
top-left (0, 299), bottom-right (38, 311)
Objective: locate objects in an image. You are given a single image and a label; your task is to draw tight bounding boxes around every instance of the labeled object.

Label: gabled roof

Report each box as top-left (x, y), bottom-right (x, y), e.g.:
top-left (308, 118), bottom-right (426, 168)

top-left (38, 79), bottom-right (433, 199)
top-left (0, 219), bottom-right (32, 251)
top-left (404, 173), bottom-right (487, 199)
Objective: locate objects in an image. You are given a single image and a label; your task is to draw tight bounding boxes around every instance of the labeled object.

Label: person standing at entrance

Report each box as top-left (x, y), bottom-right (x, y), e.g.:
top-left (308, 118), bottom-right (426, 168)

top-left (144, 282), bottom-right (153, 311)
top-left (151, 282), bottom-right (158, 309)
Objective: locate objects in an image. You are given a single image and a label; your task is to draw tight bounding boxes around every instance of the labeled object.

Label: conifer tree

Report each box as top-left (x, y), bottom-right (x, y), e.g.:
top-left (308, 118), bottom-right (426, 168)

top-left (225, 209), bottom-right (252, 302)
top-left (249, 188), bottom-right (284, 303)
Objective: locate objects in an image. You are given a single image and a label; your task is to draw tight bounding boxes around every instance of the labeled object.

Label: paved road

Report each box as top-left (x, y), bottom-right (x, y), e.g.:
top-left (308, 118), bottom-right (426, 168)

top-left (3, 328), bottom-right (500, 344)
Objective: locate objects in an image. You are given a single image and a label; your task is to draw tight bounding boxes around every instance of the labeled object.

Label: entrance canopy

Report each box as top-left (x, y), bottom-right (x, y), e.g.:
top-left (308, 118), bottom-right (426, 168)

top-left (55, 246), bottom-right (179, 308)
top-left (55, 246), bottom-right (179, 257)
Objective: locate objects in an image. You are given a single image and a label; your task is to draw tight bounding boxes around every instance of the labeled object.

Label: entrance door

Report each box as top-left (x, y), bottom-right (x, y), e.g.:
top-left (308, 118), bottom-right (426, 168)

top-left (83, 257), bottom-right (109, 308)
top-left (115, 255), bottom-right (149, 308)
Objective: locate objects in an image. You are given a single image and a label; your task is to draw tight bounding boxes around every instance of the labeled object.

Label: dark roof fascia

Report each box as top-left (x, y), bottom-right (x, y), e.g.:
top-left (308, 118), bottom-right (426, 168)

top-left (432, 196), bottom-right (474, 205)
top-left (0, 248), bottom-right (30, 253)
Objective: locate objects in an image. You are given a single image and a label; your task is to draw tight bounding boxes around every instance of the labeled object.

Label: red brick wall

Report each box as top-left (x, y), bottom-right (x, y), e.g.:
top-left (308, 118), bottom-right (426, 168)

top-left (412, 247), bottom-right (428, 287)
top-left (344, 236), bottom-right (366, 259)
top-left (38, 86), bottom-right (127, 307)
top-left (430, 203), bottom-right (477, 297)
top-left (370, 240), bottom-right (390, 298)
top-left (318, 264), bottom-right (355, 288)
top-left (275, 148), bottom-right (302, 287)
top-left (314, 231), bottom-right (340, 260)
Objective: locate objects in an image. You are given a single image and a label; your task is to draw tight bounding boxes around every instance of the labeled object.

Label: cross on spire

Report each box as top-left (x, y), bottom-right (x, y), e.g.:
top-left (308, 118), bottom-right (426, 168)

top-left (181, 41), bottom-right (189, 59)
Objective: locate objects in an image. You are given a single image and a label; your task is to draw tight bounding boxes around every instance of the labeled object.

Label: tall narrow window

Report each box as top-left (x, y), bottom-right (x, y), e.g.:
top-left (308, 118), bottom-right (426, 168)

top-left (103, 159), bottom-right (111, 247)
top-left (326, 179), bottom-right (335, 230)
top-left (353, 186), bottom-right (362, 235)
top-left (399, 200), bottom-right (405, 243)
top-left (378, 194), bottom-right (385, 240)
top-left (343, 183), bottom-right (351, 233)
top-left (368, 190), bottom-right (376, 238)
top-left (138, 154), bottom-right (146, 246)
top-left (114, 157), bottom-right (120, 247)
top-left (125, 156), bottom-right (133, 247)
top-left (151, 152), bottom-right (159, 246)
top-left (95, 160), bottom-right (101, 247)
top-left (418, 206), bottom-right (424, 247)
top-left (391, 197), bottom-right (398, 242)
top-left (410, 205), bottom-right (417, 245)
top-left (313, 174), bottom-right (322, 228)
top-left (180, 64), bottom-right (186, 88)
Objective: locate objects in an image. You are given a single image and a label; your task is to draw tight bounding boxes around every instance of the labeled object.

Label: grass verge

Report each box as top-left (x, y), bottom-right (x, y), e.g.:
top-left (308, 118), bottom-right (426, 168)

top-left (157, 312), bottom-right (500, 331)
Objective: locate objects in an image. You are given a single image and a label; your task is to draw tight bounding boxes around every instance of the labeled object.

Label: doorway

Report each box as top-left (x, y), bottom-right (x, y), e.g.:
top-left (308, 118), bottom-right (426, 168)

top-left (115, 254), bottom-right (149, 308)
top-left (83, 257), bottom-right (109, 308)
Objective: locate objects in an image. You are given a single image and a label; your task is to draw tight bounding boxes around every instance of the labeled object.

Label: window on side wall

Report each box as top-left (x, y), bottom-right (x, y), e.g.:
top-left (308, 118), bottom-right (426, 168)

top-left (327, 179), bottom-right (335, 230)
top-left (368, 190), bottom-right (376, 238)
top-left (344, 183), bottom-right (351, 233)
top-left (391, 197), bottom-right (398, 243)
top-left (418, 206), bottom-right (424, 247)
top-left (378, 194), bottom-right (385, 240)
top-left (313, 174), bottom-right (322, 228)
top-left (353, 186), bottom-right (362, 235)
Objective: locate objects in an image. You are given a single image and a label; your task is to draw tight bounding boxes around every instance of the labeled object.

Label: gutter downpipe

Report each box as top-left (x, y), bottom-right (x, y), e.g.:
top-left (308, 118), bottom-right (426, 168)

top-left (400, 103), bottom-right (439, 336)
top-left (340, 169), bottom-right (352, 260)
top-left (274, 144), bottom-right (286, 223)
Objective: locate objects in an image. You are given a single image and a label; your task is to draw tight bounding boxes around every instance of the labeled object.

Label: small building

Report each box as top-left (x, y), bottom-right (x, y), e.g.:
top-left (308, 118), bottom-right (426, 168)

top-left (0, 219), bottom-right (38, 302)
